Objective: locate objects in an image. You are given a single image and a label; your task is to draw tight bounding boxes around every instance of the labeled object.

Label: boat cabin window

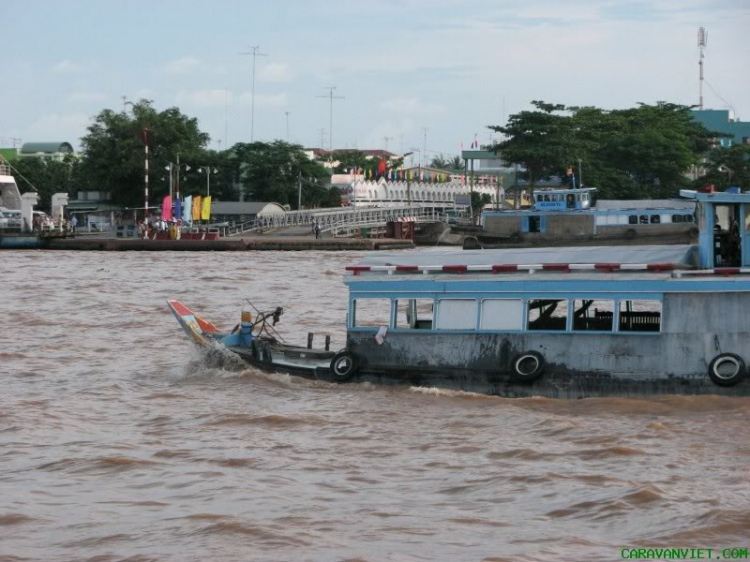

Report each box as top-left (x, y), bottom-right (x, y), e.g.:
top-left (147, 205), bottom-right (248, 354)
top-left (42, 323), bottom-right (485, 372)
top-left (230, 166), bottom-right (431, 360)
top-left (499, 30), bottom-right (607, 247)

top-left (672, 214), bottom-right (694, 223)
top-left (572, 300), bottom-right (615, 331)
top-left (527, 299), bottom-right (568, 331)
top-left (436, 299), bottom-right (478, 330)
top-left (650, 214), bottom-right (661, 224)
top-left (353, 299), bottom-right (391, 328)
top-left (480, 299), bottom-right (523, 331)
top-left (628, 215), bottom-right (638, 225)
top-left (395, 299), bottom-right (434, 330)
top-left (619, 300), bottom-right (661, 332)
top-left (639, 215), bottom-right (649, 225)
top-left (529, 216), bottom-right (541, 233)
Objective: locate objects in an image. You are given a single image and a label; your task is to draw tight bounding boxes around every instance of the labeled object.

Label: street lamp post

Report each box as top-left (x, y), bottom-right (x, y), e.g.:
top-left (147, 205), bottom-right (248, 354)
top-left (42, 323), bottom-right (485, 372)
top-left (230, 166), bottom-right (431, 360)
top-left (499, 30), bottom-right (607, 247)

top-left (198, 167), bottom-right (218, 197)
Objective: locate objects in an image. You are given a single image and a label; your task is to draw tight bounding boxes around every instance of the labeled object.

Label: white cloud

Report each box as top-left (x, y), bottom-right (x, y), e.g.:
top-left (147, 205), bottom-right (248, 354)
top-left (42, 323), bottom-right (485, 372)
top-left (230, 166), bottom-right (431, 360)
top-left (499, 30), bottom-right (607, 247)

top-left (67, 92), bottom-right (106, 104)
top-left (132, 89), bottom-right (153, 101)
top-left (164, 57), bottom-right (200, 75)
top-left (380, 98), bottom-right (446, 114)
top-left (53, 60), bottom-right (89, 73)
top-left (176, 89), bottom-right (231, 107)
top-left (238, 91), bottom-right (286, 107)
top-left (258, 62), bottom-right (292, 83)
top-left (27, 113), bottom-right (91, 146)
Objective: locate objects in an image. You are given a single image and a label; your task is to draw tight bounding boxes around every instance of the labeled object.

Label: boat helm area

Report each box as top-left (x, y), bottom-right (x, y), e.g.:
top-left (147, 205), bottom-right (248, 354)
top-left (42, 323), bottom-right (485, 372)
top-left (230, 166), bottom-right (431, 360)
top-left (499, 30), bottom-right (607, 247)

top-left (684, 189), bottom-right (750, 269)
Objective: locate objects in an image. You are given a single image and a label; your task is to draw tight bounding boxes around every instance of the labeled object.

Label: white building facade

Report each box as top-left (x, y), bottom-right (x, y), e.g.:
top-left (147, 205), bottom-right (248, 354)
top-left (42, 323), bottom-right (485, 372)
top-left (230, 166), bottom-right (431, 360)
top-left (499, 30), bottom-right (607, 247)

top-left (334, 177), bottom-right (501, 209)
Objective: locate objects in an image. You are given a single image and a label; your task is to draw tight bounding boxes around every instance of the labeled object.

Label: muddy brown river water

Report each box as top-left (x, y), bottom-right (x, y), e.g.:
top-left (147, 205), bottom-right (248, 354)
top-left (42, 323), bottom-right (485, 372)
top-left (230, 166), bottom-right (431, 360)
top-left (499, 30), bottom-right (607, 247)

top-left (1, 250), bottom-right (749, 561)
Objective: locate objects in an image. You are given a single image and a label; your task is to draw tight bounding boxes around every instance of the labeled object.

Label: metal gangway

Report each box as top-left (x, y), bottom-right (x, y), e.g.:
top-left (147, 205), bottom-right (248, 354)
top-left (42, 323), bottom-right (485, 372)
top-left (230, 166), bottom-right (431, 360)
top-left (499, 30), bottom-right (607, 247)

top-left (225, 205), bottom-right (448, 237)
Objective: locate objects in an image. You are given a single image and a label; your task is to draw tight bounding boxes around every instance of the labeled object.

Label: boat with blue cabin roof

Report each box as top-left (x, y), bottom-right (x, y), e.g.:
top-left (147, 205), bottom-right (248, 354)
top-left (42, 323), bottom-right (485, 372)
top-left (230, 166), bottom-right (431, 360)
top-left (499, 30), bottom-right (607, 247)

top-left (463, 186), bottom-right (697, 249)
top-left (169, 187), bottom-right (750, 398)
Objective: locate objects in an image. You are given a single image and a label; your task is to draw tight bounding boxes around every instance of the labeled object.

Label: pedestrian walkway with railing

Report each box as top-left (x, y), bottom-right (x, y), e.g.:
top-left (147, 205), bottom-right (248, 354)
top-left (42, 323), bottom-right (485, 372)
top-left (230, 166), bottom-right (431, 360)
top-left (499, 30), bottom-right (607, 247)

top-left (224, 206), bottom-right (449, 237)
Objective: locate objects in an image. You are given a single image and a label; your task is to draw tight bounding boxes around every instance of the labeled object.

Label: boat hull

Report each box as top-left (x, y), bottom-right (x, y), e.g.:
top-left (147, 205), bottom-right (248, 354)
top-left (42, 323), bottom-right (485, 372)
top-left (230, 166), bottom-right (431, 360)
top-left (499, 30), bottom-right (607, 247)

top-left (0, 234), bottom-right (50, 249)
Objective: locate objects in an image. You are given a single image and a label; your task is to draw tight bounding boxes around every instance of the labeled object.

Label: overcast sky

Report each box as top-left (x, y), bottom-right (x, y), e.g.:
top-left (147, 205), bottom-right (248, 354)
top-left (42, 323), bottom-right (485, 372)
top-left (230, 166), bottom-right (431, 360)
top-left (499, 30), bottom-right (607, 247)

top-left (3, 0), bottom-right (749, 158)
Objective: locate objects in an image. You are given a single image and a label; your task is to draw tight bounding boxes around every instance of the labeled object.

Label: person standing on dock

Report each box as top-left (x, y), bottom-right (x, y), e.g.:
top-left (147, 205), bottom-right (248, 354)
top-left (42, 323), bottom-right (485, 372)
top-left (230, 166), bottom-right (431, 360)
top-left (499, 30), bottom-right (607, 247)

top-left (70, 215), bottom-right (78, 233)
top-left (315, 223), bottom-right (321, 239)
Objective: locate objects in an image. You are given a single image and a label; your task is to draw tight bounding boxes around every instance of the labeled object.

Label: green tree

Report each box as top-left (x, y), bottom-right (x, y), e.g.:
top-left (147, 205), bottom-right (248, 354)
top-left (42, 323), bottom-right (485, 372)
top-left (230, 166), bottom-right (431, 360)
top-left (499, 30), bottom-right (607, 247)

top-left (489, 101), bottom-right (583, 196)
top-left (331, 150), bottom-right (370, 174)
top-left (490, 101), bottom-right (713, 200)
top-left (430, 154), bottom-right (449, 169)
top-left (696, 144), bottom-right (750, 190)
top-left (11, 155), bottom-right (82, 212)
top-left (79, 100), bottom-right (210, 207)
top-left (231, 141), bottom-right (330, 209)
top-left (470, 191), bottom-right (492, 220)
top-left (449, 155), bottom-right (464, 170)
top-left (581, 103), bottom-right (712, 198)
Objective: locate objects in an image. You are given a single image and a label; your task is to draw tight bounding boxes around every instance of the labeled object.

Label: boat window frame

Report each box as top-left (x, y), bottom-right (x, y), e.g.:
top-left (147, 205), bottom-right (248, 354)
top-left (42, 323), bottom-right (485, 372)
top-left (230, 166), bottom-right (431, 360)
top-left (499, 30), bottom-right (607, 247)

top-left (350, 297), bottom-right (394, 329)
top-left (617, 299), bottom-right (662, 334)
top-left (435, 298), bottom-right (480, 331)
top-left (479, 298), bottom-right (524, 332)
top-left (571, 298), bottom-right (617, 333)
top-left (526, 298), bottom-right (570, 332)
top-left (392, 297), bottom-right (436, 331)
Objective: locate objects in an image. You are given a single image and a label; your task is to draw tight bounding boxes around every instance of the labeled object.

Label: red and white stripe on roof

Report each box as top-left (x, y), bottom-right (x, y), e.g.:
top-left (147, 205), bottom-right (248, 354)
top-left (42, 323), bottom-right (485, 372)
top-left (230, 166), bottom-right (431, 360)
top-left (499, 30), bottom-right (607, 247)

top-left (345, 264), bottom-right (750, 276)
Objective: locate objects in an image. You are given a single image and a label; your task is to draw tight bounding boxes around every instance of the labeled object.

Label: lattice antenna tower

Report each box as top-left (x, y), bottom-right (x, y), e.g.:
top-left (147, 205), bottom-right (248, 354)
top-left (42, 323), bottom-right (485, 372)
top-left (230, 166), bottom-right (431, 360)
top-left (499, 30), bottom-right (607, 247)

top-left (698, 27), bottom-right (707, 110)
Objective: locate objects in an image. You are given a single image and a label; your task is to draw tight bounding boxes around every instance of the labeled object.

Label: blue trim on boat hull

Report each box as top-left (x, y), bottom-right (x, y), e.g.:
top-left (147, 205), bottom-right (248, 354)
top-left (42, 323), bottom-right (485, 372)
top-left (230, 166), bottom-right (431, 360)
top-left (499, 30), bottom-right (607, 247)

top-left (0, 235), bottom-right (49, 249)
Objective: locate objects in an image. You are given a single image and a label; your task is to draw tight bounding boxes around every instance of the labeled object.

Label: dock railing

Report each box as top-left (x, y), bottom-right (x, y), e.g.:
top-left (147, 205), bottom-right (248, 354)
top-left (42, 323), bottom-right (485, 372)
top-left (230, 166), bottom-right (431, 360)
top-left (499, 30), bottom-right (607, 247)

top-left (224, 205), bottom-right (449, 237)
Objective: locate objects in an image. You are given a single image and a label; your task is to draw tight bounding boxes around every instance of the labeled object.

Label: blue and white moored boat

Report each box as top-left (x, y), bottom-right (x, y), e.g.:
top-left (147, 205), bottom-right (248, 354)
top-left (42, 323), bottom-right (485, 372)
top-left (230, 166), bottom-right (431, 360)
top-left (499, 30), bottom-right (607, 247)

top-left (169, 188), bottom-right (750, 398)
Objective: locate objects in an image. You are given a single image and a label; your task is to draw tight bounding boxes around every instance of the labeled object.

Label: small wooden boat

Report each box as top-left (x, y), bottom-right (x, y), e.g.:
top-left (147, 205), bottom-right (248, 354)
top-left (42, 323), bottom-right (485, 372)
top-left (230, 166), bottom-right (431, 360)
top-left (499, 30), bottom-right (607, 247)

top-left (167, 300), bottom-right (343, 379)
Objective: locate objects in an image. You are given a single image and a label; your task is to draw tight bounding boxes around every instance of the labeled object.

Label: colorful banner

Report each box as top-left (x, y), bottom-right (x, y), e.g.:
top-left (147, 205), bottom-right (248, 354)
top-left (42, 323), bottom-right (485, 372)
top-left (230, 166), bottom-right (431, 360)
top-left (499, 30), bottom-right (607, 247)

top-left (173, 195), bottom-right (182, 220)
top-left (201, 195), bottom-right (211, 221)
top-left (183, 196), bottom-right (192, 224)
top-left (162, 195), bottom-right (172, 221)
top-left (192, 196), bottom-right (202, 221)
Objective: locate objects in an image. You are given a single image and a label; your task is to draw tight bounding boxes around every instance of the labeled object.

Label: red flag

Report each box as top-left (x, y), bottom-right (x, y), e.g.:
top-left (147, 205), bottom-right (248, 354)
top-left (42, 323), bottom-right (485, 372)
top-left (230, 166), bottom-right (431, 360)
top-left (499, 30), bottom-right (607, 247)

top-left (377, 157), bottom-right (387, 176)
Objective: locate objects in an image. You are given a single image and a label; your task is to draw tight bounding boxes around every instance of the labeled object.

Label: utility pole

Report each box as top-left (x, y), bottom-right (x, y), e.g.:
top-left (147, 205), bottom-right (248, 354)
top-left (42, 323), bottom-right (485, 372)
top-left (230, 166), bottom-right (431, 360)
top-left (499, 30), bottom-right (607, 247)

top-left (383, 136), bottom-right (393, 152)
top-left (285, 111), bottom-right (291, 142)
top-left (317, 86), bottom-right (344, 152)
top-left (297, 170), bottom-right (302, 210)
top-left (421, 128), bottom-right (428, 167)
top-left (239, 46), bottom-right (268, 142)
top-left (698, 27), bottom-right (708, 110)
top-left (317, 128), bottom-right (327, 149)
top-left (224, 87), bottom-right (229, 148)
top-left (142, 128), bottom-right (150, 214)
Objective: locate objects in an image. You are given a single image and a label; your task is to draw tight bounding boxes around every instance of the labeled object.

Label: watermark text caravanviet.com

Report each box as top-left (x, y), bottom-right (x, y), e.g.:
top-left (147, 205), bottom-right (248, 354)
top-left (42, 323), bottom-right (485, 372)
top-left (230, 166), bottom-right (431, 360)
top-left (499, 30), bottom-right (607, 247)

top-left (621, 548), bottom-right (749, 560)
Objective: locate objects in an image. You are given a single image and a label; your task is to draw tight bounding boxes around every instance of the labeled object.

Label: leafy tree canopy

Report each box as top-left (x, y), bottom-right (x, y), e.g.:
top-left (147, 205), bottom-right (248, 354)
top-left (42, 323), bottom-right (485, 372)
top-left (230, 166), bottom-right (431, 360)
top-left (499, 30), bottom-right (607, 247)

top-left (696, 144), bottom-right (750, 190)
top-left (79, 100), bottom-right (210, 207)
top-left (489, 101), bottom-right (714, 199)
top-left (231, 141), bottom-right (331, 209)
top-left (11, 155), bottom-right (82, 212)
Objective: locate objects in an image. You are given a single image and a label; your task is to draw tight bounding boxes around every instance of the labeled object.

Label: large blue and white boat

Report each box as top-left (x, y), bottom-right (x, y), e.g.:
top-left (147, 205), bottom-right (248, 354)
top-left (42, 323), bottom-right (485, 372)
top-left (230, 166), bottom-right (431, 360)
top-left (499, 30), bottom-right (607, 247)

top-left (464, 187), bottom-right (697, 249)
top-left (169, 188), bottom-right (750, 398)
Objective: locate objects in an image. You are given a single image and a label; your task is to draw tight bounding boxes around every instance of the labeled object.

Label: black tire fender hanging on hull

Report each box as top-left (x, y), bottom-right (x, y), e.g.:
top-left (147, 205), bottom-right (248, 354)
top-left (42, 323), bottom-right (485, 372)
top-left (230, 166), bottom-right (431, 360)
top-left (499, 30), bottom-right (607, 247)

top-left (511, 351), bottom-right (545, 383)
top-left (330, 351), bottom-right (358, 382)
top-left (708, 353), bottom-right (746, 387)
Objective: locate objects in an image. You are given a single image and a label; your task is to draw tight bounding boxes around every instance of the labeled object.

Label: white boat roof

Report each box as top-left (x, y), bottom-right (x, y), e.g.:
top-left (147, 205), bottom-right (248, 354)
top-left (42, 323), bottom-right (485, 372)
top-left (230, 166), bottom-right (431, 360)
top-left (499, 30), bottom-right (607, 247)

top-left (595, 199), bottom-right (695, 210)
top-left (358, 245), bottom-right (697, 268)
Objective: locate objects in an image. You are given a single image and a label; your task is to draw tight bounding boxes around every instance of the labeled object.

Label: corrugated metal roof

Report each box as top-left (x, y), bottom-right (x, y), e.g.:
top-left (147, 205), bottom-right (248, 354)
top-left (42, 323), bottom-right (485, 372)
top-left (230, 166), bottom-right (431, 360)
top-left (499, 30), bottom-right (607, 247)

top-left (359, 245), bottom-right (696, 267)
top-left (20, 142), bottom-right (74, 154)
top-left (596, 199), bottom-right (694, 210)
top-left (211, 201), bottom-right (286, 215)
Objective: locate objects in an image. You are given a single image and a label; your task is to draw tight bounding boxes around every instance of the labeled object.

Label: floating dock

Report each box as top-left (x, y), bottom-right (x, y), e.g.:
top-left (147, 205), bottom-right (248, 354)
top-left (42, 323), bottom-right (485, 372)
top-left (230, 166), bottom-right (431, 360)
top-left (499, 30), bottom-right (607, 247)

top-left (42, 236), bottom-right (414, 251)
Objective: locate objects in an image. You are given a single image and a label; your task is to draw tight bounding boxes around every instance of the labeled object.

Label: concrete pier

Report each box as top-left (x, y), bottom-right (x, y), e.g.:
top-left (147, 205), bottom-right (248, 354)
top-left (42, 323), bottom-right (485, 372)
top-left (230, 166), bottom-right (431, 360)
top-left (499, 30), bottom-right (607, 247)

top-left (45, 236), bottom-right (414, 251)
